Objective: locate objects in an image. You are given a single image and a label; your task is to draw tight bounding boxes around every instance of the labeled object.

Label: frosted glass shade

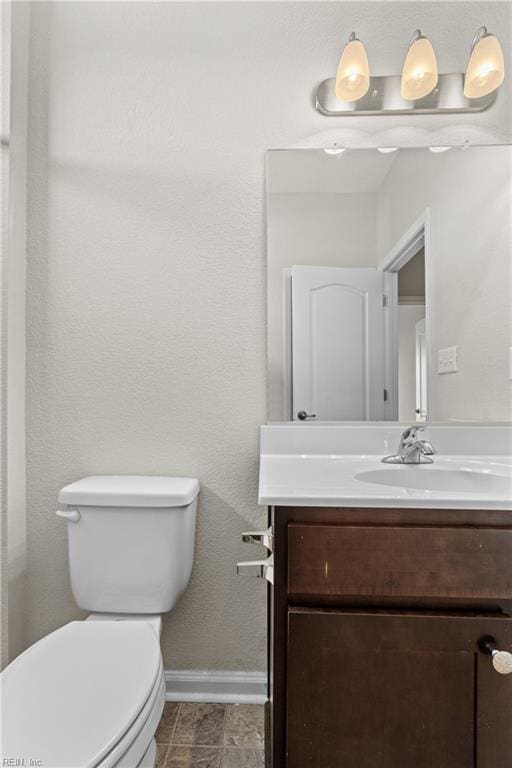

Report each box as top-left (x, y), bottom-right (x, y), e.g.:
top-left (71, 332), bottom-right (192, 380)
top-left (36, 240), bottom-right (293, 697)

top-left (335, 38), bottom-right (370, 102)
top-left (401, 36), bottom-right (438, 100)
top-left (464, 33), bottom-right (504, 98)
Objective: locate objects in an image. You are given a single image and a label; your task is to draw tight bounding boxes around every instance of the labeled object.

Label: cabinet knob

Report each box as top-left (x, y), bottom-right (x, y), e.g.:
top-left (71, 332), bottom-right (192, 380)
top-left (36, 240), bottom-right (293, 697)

top-left (480, 637), bottom-right (512, 675)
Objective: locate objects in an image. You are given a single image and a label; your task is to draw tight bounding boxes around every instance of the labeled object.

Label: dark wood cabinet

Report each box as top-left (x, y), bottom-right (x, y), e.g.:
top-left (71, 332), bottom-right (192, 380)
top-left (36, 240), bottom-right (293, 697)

top-left (269, 507), bottom-right (512, 768)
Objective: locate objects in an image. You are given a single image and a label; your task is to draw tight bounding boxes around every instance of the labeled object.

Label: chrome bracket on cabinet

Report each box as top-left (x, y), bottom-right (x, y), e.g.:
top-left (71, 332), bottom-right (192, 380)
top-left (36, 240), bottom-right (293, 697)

top-left (241, 526), bottom-right (273, 552)
top-left (236, 554), bottom-right (274, 585)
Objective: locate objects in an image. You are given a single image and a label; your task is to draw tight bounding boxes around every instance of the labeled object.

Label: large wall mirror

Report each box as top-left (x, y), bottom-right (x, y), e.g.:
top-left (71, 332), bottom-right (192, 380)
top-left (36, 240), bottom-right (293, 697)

top-left (266, 145), bottom-right (511, 423)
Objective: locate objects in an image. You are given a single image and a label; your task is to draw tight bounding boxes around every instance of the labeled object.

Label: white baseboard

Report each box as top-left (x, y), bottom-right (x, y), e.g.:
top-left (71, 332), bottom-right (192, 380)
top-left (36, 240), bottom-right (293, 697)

top-left (165, 669), bottom-right (267, 705)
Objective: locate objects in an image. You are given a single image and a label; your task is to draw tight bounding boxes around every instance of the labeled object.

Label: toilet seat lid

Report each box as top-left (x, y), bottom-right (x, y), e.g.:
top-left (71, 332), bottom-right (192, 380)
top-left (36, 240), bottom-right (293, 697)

top-left (1, 620), bottom-right (162, 768)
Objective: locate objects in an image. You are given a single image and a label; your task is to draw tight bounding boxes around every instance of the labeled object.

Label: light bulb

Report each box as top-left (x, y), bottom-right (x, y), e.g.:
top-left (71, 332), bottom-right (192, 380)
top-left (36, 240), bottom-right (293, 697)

top-left (429, 146), bottom-right (451, 153)
top-left (464, 27), bottom-right (504, 98)
top-left (324, 147), bottom-right (346, 155)
top-left (401, 30), bottom-right (438, 100)
top-left (335, 33), bottom-right (370, 102)
top-left (377, 147), bottom-right (399, 154)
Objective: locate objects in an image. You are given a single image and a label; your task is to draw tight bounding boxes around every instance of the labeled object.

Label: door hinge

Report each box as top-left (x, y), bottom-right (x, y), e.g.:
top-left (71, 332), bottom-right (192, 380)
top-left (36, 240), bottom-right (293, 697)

top-left (383, 388), bottom-right (388, 402)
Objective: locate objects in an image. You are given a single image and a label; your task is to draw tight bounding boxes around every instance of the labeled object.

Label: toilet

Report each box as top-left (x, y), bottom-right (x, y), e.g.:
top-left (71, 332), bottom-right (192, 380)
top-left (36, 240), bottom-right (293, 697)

top-left (1, 475), bottom-right (200, 768)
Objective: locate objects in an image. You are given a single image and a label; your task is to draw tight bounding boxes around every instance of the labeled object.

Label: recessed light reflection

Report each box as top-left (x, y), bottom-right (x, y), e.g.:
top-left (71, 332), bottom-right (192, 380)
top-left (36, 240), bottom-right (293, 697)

top-left (377, 147), bottom-right (399, 154)
top-left (429, 146), bottom-right (452, 153)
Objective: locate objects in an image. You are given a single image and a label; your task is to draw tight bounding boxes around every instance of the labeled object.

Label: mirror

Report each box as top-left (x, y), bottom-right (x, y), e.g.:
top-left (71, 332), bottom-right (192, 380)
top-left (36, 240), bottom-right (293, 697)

top-left (266, 145), bottom-right (511, 423)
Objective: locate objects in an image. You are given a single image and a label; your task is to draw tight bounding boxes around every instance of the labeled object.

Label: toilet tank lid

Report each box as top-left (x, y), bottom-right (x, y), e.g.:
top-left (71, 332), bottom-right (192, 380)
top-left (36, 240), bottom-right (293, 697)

top-left (58, 475), bottom-right (200, 507)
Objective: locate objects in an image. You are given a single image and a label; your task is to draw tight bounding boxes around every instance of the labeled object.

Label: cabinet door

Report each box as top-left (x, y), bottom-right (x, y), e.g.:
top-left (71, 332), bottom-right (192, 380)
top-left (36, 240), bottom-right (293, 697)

top-left (287, 610), bottom-right (512, 768)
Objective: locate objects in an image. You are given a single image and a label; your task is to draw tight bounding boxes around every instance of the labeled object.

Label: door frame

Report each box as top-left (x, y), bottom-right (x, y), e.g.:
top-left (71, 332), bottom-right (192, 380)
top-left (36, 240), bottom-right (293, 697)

top-left (415, 317), bottom-right (427, 421)
top-left (382, 208), bottom-right (432, 421)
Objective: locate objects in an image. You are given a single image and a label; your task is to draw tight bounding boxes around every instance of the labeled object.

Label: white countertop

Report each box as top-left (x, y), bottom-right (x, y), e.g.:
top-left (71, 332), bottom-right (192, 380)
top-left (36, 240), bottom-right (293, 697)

top-left (259, 423), bottom-right (512, 509)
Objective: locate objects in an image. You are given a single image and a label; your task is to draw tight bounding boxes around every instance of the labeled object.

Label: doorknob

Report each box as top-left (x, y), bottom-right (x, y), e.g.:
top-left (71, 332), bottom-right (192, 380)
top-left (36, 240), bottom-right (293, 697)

top-left (480, 637), bottom-right (512, 675)
top-left (297, 410), bottom-right (316, 421)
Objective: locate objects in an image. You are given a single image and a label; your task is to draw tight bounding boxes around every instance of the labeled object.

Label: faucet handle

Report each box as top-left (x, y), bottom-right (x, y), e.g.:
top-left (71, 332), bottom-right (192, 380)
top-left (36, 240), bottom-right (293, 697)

top-left (400, 424), bottom-right (424, 447)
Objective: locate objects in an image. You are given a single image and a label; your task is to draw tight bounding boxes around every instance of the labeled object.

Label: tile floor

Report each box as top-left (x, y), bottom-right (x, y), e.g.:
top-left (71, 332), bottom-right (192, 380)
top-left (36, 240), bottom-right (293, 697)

top-left (155, 702), bottom-right (265, 768)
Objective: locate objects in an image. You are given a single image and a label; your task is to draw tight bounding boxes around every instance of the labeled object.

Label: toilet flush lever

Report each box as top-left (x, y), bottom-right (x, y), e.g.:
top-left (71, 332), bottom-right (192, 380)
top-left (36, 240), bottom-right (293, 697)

top-left (56, 509), bottom-right (81, 523)
top-left (241, 526), bottom-right (273, 552)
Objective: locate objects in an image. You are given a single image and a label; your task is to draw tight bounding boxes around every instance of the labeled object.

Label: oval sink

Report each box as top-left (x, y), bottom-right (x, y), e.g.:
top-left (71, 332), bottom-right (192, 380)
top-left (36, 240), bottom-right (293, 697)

top-left (355, 467), bottom-right (511, 495)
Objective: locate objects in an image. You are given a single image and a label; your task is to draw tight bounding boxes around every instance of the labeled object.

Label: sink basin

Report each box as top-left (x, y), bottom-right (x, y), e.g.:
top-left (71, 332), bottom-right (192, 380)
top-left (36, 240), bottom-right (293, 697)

top-left (356, 467), bottom-right (511, 495)
top-left (259, 425), bottom-right (512, 508)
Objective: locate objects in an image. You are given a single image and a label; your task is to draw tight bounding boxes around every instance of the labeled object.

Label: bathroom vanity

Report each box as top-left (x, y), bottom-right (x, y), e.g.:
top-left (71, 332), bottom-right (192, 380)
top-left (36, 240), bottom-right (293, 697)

top-left (254, 424), bottom-right (512, 768)
top-left (258, 144), bottom-right (512, 766)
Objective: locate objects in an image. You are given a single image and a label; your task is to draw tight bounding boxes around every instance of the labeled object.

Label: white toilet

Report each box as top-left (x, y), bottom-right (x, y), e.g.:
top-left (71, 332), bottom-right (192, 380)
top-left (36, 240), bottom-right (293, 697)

top-left (1, 475), bottom-right (200, 768)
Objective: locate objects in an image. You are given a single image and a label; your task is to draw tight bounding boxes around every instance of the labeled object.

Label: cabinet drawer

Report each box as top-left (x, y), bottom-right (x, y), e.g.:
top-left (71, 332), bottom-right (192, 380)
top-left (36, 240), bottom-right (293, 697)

top-left (288, 524), bottom-right (512, 603)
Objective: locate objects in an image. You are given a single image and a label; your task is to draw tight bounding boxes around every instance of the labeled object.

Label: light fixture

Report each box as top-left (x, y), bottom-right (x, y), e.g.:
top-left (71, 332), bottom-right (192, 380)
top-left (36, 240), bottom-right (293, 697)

top-left (464, 26), bottom-right (504, 98)
top-left (429, 146), bottom-right (451, 153)
top-left (377, 147), bottom-right (399, 154)
top-left (317, 26), bottom-right (503, 117)
top-left (324, 147), bottom-right (346, 155)
top-left (335, 32), bottom-right (370, 102)
top-left (401, 30), bottom-right (438, 100)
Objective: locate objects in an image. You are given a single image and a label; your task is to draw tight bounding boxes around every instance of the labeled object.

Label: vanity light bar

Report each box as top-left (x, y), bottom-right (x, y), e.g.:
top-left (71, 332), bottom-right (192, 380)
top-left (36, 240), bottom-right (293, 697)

top-left (317, 27), bottom-right (504, 116)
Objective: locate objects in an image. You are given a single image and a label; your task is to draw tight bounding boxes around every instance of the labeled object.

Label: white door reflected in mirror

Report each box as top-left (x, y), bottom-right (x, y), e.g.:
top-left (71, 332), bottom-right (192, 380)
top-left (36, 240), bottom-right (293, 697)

top-left (291, 266), bottom-right (384, 421)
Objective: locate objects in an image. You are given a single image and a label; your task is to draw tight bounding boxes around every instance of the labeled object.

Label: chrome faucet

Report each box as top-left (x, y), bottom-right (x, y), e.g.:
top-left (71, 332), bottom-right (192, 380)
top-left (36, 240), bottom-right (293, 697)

top-left (382, 425), bottom-right (436, 464)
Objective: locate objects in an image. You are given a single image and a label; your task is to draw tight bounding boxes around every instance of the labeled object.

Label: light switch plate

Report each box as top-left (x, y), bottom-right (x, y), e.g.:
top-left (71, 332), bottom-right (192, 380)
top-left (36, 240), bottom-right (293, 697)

top-left (438, 346), bottom-right (458, 374)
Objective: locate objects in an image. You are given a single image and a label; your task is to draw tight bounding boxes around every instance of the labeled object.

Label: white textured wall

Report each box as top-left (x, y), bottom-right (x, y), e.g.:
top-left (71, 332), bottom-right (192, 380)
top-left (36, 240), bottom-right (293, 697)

top-left (25, 1), bottom-right (511, 672)
top-left (378, 146), bottom-right (512, 422)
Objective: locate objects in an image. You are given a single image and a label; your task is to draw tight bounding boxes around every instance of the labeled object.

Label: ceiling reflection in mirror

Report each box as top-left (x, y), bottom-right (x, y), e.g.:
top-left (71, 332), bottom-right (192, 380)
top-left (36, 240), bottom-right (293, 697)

top-left (266, 146), bottom-right (511, 423)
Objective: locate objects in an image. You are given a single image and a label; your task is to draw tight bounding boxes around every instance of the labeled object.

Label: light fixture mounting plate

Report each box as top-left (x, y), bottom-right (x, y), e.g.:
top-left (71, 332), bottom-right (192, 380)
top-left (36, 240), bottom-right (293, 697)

top-left (316, 73), bottom-right (496, 116)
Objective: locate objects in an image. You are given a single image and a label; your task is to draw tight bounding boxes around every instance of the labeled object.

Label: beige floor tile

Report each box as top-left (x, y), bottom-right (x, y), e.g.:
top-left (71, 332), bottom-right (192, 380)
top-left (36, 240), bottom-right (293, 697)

top-left (220, 748), bottom-right (265, 768)
top-left (165, 746), bottom-right (221, 768)
top-left (173, 703), bottom-right (226, 746)
top-left (155, 743), bottom-right (170, 768)
top-left (223, 705), bottom-right (264, 748)
top-left (155, 703), bottom-right (181, 743)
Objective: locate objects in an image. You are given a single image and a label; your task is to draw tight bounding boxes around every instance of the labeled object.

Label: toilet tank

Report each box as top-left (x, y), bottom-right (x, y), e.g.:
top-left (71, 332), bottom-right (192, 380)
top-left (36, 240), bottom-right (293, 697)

top-left (57, 476), bottom-right (199, 614)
